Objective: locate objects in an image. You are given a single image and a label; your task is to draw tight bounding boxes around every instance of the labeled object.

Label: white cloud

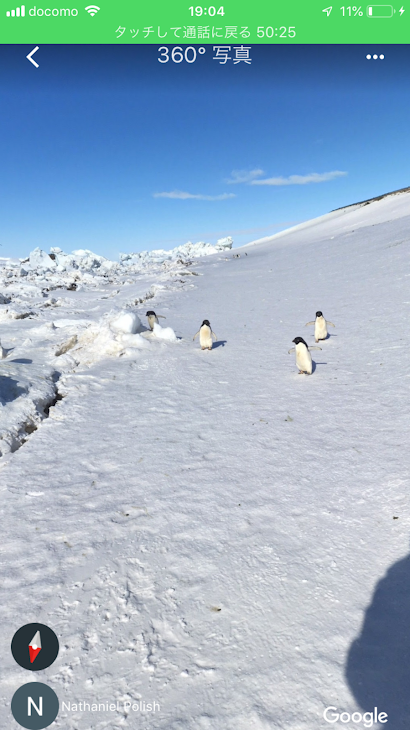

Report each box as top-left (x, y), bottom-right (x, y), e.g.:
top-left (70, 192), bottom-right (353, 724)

top-left (251, 171), bottom-right (348, 186)
top-left (225, 169), bottom-right (265, 184)
top-left (153, 191), bottom-right (236, 201)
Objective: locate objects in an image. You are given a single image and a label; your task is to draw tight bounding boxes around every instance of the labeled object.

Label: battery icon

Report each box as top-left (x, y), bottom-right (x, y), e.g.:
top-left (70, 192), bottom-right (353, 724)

top-left (367, 5), bottom-right (394, 15)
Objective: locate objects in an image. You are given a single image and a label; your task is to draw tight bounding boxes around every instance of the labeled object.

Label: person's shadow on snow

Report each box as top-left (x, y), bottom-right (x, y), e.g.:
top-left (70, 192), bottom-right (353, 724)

top-left (0, 376), bottom-right (26, 404)
top-left (346, 551), bottom-right (410, 730)
top-left (213, 340), bottom-right (227, 349)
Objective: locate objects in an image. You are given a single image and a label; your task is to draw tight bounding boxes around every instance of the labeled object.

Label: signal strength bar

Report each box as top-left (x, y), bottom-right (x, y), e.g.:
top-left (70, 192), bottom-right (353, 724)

top-left (6, 4), bottom-right (25, 15)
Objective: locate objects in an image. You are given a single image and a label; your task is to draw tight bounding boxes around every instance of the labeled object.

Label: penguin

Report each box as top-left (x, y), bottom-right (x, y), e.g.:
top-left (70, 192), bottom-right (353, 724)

top-left (288, 337), bottom-right (322, 375)
top-left (0, 339), bottom-right (6, 360)
top-left (305, 311), bottom-right (335, 342)
top-left (193, 320), bottom-right (217, 350)
top-left (146, 310), bottom-right (166, 331)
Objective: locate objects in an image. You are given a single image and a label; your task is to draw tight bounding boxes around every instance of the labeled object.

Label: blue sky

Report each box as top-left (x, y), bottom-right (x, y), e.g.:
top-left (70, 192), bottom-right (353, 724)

top-left (0, 44), bottom-right (409, 259)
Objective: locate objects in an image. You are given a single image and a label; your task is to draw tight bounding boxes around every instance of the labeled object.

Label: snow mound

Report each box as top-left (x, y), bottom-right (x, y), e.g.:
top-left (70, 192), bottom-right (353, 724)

top-left (28, 248), bottom-right (57, 272)
top-left (48, 246), bottom-right (117, 274)
top-left (120, 236), bottom-right (233, 266)
top-left (59, 317), bottom-right (150, 368)
top-left (152, 322), bottom-right (177, 342)
top-left (120, 333), bottom-right (150, 349)
top-left (216, 236), bottom-right (234, 249)
top-left (109, 312), bottom-right (142, 335)
top-left (72, 324), bottom-right (124, 366)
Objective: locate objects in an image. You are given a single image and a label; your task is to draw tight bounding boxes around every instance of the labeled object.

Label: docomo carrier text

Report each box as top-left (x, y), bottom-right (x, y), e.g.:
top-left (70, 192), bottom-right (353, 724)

top-left (323, 707), bottom-right (388, 727)
top-left (28, 6), bottom-right (78, 16)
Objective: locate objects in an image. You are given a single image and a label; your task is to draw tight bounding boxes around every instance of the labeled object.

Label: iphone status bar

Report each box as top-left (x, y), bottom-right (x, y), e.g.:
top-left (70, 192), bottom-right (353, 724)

top-left (0, 0), bottom-right (407, 43)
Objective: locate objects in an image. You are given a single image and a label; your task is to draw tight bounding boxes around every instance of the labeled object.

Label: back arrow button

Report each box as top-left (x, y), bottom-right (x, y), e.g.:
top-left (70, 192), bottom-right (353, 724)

top-left (27, 46), bottom-right (40, 68)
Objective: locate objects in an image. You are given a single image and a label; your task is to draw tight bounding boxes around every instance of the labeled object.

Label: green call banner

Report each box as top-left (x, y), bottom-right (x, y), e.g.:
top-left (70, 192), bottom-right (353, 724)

top-left (0, 0), bottom-right (408, 43)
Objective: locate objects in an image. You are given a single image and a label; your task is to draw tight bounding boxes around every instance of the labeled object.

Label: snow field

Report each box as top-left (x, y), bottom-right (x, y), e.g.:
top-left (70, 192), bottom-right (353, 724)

top-left (1, 192), bottom-right (410, 728)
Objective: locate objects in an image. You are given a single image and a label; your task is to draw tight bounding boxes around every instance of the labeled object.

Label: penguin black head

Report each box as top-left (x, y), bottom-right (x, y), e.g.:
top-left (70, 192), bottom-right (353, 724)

top-left (293, 337), bottom-right (308, 347)
top-left (316, 311), bottom-right (323, 318)
top-left (202, 319), bottom-right (211, 327)
top-left (146, 310), bottom-right (156, 317)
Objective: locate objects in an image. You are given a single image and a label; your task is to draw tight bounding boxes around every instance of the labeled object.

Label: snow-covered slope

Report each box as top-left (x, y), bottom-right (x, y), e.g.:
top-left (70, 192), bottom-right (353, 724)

top-left (1, 192), bottom-right (410, 729)
top-left (0, 237), bottom-right (231, 456)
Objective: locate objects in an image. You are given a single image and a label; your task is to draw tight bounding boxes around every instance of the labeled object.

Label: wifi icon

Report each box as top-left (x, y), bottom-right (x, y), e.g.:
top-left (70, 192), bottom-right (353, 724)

top-left (85, 4), bottom-right (100, 15)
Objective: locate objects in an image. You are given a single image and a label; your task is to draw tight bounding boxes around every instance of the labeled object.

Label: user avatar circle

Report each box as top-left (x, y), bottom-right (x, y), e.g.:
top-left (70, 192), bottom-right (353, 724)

top-left (11, 682), bottom-right (59, 730)
top-left (11, 624), bottom-right (59, 671)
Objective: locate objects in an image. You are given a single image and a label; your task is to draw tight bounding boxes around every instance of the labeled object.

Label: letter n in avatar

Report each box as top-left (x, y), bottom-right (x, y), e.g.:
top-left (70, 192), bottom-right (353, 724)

top-left (28, 695), bottom-right (43, 716)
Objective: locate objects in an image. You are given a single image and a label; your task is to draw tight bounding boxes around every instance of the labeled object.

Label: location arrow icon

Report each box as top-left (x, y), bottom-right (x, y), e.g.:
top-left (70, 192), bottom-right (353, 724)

top-left (28, 630), bottom-right (42, 663)
top-left (26, 46), bottom-right (39, 68)
top-left (322, 6), bottom-right (333, 15)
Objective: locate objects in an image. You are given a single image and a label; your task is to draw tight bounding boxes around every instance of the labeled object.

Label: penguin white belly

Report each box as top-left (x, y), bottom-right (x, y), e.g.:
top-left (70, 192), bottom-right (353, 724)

top-left (147, 314), bottom-right (157, 330)
top-left (295, 344), bottom-right (313, 374)
top-left (315, 317), bottom-right (328, 341)
top-left (199, 325), bottom-right (213, 349)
